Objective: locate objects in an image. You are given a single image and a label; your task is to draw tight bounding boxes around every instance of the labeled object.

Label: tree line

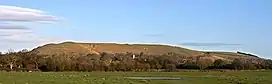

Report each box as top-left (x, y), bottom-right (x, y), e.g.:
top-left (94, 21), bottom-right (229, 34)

top-left (0, 49), bottom-right (272, 72)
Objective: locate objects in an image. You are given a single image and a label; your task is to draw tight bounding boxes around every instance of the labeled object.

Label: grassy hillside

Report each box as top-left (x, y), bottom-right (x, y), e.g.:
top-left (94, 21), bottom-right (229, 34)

top-left (31, 41), bottom-right (260, 61)
top-left (32, 42), bottom-right (202, 56)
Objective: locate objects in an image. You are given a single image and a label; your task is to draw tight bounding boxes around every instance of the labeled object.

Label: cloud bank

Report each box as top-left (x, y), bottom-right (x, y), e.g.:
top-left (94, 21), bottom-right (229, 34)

top-left (0, 34), bottom-right (12, 37)
top-left (0, 5), bottom-right (58, 22)
top-left (0, 5), bottom-right (61, 52)
top-left (0, 25), bottom-right (29, 30)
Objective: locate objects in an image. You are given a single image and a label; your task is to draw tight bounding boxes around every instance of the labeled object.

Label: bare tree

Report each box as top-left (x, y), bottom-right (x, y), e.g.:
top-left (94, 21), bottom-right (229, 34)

top-left (3, 54), bottom-right (20, 70)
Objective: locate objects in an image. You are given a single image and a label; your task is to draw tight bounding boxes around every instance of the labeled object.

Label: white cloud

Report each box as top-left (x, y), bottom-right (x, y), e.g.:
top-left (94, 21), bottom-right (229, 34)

top-left (0, 32), bottom-right (59, 43)
top-left (0, 25), bottom-right (29, 30)
top-left (0, 33), bottom-right (63, 52)
top-left (0, 28), bottom-right (32, 36)
top-left (0, 28), bottom-right (65, 52)
top-left (0, 5), bottom-right (59, 22)
top-left (0, 34), bottom-right (11, 37)
top-left (0, 5), bottom-right (63, 52)
top-left (0, 37), bottom-right (63, 52)
top-left (0, 5), bottom-right (44, 14)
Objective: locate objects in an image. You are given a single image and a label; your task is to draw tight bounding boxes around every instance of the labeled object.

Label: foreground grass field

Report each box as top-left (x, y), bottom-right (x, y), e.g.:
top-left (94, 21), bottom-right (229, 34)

top-left (0, 71), bottom-right (272, 84)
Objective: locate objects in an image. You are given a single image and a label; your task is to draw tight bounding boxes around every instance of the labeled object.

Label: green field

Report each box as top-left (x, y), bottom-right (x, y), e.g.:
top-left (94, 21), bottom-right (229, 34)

top-left (0, 71), bottom-right (272, 84)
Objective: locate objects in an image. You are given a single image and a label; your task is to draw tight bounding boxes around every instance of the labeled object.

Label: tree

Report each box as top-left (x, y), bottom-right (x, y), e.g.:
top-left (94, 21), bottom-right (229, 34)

top-left (231, 59), bottom-right (244, 70)
top-left (197, 59), bottom-right (213, 70)
top-left (2, 54), bottom-right (20, 70)
top-left (76, 56), bottom-right (93, 71)
top-left (178, 59), bottom-right (199, 69)
top-left (24, 52), bottom-right (43, 70)
top-left (165, 64), bottom-right (176, 72)
top-left (116, 61), bottom-right (126, 71)
top-left (213, 59), bottom-right (226, 69)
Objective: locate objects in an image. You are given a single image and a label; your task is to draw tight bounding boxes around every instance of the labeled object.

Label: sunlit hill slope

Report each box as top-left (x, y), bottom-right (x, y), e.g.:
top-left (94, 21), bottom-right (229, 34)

top-left (31, 42), bottom-right (261, 61)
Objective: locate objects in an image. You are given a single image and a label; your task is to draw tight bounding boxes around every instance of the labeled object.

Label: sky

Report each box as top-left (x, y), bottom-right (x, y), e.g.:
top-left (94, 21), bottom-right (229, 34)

top-left (0, 0), bottom-right (271, 58)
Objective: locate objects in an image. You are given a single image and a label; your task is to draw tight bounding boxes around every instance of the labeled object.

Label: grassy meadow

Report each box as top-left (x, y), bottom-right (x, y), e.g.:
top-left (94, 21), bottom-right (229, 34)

top-left (0, 71), bottom-right (271, 84)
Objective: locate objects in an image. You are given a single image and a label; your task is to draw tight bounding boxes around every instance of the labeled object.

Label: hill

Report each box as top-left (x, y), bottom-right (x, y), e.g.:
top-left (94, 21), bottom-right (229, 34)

top-left (31, 42), bottom-right (261, 61)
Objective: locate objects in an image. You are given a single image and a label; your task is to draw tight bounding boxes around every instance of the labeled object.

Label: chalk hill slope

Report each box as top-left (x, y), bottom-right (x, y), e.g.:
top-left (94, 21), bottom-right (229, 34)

top-left (31, 42), bottom-right (261, 61)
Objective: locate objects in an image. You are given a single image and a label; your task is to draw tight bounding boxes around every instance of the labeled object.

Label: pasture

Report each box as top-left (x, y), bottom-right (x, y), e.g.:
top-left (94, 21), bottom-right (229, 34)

top-left (0, 71), bottom-right (271, 84)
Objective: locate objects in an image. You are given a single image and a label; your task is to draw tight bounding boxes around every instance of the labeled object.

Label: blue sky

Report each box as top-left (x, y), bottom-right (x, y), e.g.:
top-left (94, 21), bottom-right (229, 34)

top-left (0, 0), bottom-right (271, 58)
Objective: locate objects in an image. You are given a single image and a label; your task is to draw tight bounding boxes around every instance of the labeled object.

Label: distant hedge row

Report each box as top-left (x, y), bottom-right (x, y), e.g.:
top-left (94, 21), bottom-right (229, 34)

top-left (0, 50), bottom-right (271, 72)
